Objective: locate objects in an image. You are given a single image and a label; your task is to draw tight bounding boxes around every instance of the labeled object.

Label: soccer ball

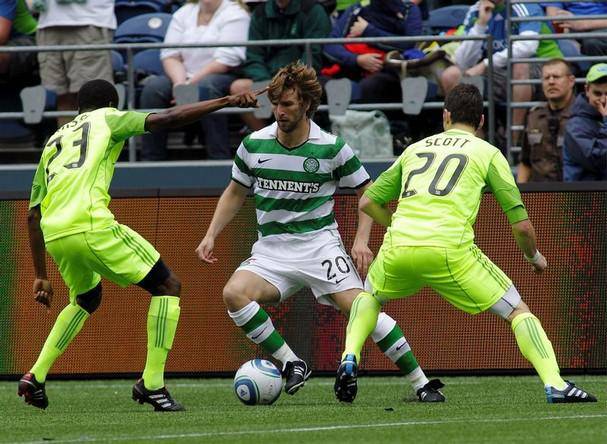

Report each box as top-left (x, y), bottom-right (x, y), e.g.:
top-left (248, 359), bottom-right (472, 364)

top-left (234, 359), bottom-right (283, 405)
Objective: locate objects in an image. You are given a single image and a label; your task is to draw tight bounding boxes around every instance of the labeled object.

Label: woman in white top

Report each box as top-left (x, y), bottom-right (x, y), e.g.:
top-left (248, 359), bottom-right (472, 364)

top-left (140, 0), bottom-right (250, 160)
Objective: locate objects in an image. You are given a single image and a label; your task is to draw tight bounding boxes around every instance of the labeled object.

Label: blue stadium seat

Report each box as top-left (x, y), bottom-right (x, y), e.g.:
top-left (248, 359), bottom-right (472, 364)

top-left (115, 0), bottom-right (168, 26)
top-left (114, 12), bottom-right (172, 46)
top-left (133, 49), bottom-right (164, 77)
top-left (426, 5), bottom-right (469, 34)
top-left (111, 50), bottom-right (125, 73)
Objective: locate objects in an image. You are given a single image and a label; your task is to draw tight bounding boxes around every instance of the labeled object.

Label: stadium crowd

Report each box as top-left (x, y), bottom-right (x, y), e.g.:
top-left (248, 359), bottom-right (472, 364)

top-left (1, 0), bottom-right (606, 181)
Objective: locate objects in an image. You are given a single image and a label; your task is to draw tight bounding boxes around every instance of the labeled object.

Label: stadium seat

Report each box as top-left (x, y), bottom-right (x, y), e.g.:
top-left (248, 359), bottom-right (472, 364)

top-left (133, 49), bottom-right (164, 77)
top-left (251, 80), bottom-right (272, 119)
top-left (111, 50), bottom-right (125, 72)
top-left (114, 12), bottom-right (172, 46)
top-left (114, 0), bottom-right (168, 26)
top-left (426, 5), bottom-right (469, 34)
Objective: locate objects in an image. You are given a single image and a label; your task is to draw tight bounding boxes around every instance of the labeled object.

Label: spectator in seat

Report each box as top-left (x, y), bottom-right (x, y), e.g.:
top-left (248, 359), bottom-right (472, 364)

top-left (440, 0), bottom-right (562, 145)
top-left (0, 0), bottom-right (37, 84)
top-left (563, 63), bottom-right (607, 181)
top-left (139, 0), bottom-right (250, 160)
top-left (323, 0), bottom-right (423, 104)
top-left (518, 59), bottom-right (575, 183)
top-left (34, 0), bottom-right (116, 126)
top-left (229, 0), bottom-right (331, 132)
top-left (543, 1), bottom-right (607, 56)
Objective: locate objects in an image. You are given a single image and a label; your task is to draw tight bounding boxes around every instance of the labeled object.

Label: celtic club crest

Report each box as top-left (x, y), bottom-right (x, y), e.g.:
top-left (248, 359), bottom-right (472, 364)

top-left (303, 157), bottom-right (320, 173)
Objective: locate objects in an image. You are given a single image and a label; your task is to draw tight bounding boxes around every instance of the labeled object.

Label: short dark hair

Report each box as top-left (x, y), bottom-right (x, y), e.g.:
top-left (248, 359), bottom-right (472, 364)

top-left (444, 83), bottom-right (483, 128)
top-left (77, 79), bottom-right (119, 112)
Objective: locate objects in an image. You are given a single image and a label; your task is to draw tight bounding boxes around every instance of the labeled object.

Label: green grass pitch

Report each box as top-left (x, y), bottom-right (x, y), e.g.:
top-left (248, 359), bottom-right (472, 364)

top-left (1, 375), bottom-right (605, 443)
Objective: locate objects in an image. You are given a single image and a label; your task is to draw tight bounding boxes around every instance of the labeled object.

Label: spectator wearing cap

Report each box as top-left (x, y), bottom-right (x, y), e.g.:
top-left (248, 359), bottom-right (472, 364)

top-left (543, 1), bottom-right (607, 56)
top-left (563, 63), bottom-right (607, 181)
top-left (518, 59), bottom-right (575, 183)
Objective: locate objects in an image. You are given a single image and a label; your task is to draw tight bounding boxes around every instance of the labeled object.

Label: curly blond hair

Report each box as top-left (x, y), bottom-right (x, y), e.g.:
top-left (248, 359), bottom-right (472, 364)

top-left (268, 62), bottom-right (322, 118)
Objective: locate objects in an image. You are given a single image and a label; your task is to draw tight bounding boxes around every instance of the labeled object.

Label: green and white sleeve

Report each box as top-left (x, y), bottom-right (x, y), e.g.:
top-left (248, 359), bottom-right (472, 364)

top-left (334, 140), bottom-right (370, 189)
top-left (232, 141), bottom-right (254, 188)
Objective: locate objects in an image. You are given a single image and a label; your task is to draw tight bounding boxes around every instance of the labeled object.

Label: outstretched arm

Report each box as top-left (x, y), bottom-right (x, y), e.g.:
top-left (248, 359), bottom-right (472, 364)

top-left (145, 89), bottom-right (265, 132)
top-left (196, 181), bottom-right (249, 263)
top-left (27, 206), bottom-right (53, 309)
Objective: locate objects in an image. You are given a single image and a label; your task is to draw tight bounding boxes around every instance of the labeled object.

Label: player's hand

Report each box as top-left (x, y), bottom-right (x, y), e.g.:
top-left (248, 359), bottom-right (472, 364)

top-left (596, 99), bottom-right (607, 118)
top-left (33, 278), bottom-right (53, 310)
top-left (356, 54), bottom-right (384, 73)
top-left (348, 16), bottom-right (369, 38)
top-left (227, 87), bottom-right (268, 108)
top-left (465, 61), bottom-right (487, 77)
top-left (351, 241), bottom-right (373, 277)
top-left (196, 236), bottom-right (217, 263)
top-left (525, 250), bottom-right (547, 274)
top-left (477, 0), bottom-right (495, 26)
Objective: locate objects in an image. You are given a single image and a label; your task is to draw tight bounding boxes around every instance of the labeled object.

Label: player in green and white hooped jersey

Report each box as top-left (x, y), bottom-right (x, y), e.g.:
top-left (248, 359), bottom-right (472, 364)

top-left (335, 84), bottom-right (597, 404)
top-left (196, 62), bottom-right (444, 401)
top-left (19, 79), bottom-right (262, 411)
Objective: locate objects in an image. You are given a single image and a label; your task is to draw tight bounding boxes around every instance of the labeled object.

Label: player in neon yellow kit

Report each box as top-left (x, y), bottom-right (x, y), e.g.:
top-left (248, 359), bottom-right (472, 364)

top-left (334, 84), bottom-right (597, 404)
top-left (19, 79), bottom-right (261, 411)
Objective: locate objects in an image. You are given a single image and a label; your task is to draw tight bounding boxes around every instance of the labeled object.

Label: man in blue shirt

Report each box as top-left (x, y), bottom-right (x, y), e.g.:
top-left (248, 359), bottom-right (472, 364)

top-left (543, 2), bottom-right (607, 56)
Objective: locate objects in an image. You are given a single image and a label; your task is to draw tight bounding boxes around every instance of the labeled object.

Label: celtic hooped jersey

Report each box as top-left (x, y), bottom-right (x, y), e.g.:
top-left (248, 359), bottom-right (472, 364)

top-left (232, 121), bottom-right (370, 238)
top-left (365, 128), bottom-right (528, 249)
top-left (29, 108), bottom-right (149, 242)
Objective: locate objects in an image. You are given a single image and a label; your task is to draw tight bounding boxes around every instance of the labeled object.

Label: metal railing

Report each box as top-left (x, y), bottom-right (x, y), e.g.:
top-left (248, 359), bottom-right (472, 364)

top-left (505, 0), bottom-right (607, 160)
top-left (1, 34), bottom-right (494, 162)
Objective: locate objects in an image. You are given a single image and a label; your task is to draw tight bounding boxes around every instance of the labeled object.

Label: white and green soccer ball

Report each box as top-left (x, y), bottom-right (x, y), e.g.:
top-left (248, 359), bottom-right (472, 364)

top-left (234, 359), bottom-right (283, 405)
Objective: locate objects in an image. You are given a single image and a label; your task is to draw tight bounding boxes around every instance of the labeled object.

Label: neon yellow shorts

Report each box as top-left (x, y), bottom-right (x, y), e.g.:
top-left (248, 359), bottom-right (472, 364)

top-left (46, 223), bottom-right (160, 302)
top-left (367, 244), bottom-right (512, 314)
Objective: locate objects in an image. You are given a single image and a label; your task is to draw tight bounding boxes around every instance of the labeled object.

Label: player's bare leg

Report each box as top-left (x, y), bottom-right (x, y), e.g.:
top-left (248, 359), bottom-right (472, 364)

top-left (223, 270), bottom-right (310, 395)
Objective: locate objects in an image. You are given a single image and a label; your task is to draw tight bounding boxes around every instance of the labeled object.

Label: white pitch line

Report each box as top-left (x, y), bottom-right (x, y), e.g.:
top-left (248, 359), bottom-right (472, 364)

top-left (1, 377), bottom-right (605, 390)
top-left (15, 414), bottom-right (607, 444)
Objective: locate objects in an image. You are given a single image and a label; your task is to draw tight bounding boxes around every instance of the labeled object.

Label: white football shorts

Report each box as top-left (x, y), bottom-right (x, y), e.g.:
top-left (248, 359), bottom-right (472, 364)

top-left (236, 229), bottom-right (363, 308)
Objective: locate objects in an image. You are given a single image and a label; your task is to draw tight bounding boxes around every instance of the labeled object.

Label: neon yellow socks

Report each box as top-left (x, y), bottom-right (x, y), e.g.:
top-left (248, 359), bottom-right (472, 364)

top-left (142, 296), bottom-right (181, 390)
top-left (343, 292), bottom-right (381, 363)
top-left (30, 304), bottom-right (89, 382)
top-left (512, 312), bottom-right (567, 390)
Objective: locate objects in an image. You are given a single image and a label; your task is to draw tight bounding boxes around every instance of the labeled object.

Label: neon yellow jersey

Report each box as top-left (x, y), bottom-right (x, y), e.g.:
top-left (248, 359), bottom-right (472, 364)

top-left (365, 128), bottom-right (528, 249)
top-left (29, 108), bottom-right (149, 242)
